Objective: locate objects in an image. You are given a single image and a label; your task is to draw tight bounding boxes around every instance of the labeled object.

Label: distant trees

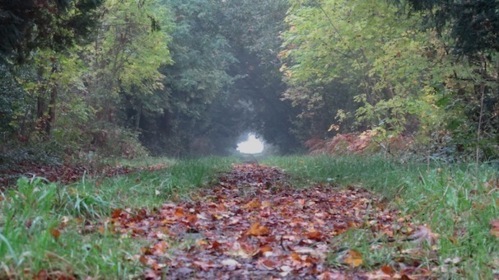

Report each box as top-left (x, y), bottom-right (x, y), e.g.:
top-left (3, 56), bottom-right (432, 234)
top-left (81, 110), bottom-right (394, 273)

top-left (1, 0), bottom-right (496, 161)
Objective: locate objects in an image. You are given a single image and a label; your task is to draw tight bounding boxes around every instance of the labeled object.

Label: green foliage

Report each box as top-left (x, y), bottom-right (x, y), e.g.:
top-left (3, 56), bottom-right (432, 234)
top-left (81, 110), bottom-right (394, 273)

top-left (0, 0), bottom-right (103, 63)
top-left (1, 0), bottom-right (174, 161)
top-left (281, 0), bottom-right (498, 160)
top-left (404, 0), bottom-right (499, 55)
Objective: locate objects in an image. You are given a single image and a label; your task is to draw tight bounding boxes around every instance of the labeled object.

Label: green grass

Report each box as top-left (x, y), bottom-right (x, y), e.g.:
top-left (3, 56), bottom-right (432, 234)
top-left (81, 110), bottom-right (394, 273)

top-left (1, 155), bottom-right (497, 279)
top-left (0, 156), bottom-right (235, 279)
top-left (263, 155), bottom-right (498, 279)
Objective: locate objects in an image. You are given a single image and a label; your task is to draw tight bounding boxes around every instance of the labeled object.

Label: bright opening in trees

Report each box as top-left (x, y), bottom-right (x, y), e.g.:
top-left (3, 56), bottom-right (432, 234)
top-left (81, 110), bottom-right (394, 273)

top-left (237, 133), bottom-right (264, 154)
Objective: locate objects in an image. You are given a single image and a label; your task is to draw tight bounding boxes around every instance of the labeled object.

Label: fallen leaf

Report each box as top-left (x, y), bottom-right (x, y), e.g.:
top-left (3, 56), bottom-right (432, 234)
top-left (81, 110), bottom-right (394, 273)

top-left (50, 228), bottom-right (61, 240)
top-left (409, 225), bottom-right (439, 245)
top-left (381, 265), bottom-right (395, 276)
top-left (174, 207), bottom-right (184, 217)
top-left (317, 271), bottom-right (346, 280)
top-left (490, 219), bottom-right (499, 238)
top-left (111, 208), bottom-right (123, 219)
top-left (306, 229), bottom-right (324, 241)
top-left (152, 241), bottom-right (169, 255)
top-left (243, 199), bottom-right (261, 209)
top-left (246, 222), bottom-right (270, 236)
top-left (343, 249), bottom-right (363, 267)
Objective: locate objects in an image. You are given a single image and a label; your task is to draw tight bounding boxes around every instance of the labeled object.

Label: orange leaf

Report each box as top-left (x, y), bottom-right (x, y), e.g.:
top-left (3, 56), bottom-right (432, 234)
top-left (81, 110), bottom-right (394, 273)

top-left (111, 208), bottom-right (123, 219)
top-left (139, 255), bottom-right (149, 265)
top-left (343, 249), bottom-right (363, 267)
top-left (186, 214), bottom-right (198, 224)
top-left (247, 222), bottom-right (270, 236)
top-left (381, 265), bottom-right (395, 276)
top-left (306, 230), bottom-right (323, 241)
top-left (50, 228), bottom-right (61, 240)
top-left (259, 245), bottom-right (273, 254)
top-left (290, 252), bottom-right (302, 261)
top-left (243, 199), bottom-right (261, 209)
top-left (174, 207), bottom-right (184, 218)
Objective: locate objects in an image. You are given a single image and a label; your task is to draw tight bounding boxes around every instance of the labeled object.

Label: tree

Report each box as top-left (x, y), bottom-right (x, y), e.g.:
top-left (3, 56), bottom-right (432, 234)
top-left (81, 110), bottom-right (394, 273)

top-left (403, 0), bottom-right (499, 55)
top-left (0, 0), bottom-right (102, 63)
top-left (280, 0), bottom-right (448, 147)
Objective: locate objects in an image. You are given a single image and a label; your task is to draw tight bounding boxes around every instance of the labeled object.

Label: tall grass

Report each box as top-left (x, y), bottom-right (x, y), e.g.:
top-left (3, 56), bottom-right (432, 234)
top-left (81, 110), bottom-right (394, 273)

top-left (263, 155), bottom-right (498, 279)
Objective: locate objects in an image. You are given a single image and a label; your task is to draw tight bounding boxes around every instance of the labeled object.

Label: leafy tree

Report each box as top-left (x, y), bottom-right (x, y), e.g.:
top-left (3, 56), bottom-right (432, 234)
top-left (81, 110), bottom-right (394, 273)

top-left (281, 0), bottom-right (498, 159)
top-left (402, 0), bottom-right (499, 55)
top-left (0, 0), bottom-right (103, 63)
top-left (398, 0), bottom-right (498, 159)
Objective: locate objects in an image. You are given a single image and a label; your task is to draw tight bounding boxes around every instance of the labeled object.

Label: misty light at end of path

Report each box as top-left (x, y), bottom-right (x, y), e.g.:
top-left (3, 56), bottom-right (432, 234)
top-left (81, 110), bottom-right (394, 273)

top-left (237, 133), bottom-right (264, 154)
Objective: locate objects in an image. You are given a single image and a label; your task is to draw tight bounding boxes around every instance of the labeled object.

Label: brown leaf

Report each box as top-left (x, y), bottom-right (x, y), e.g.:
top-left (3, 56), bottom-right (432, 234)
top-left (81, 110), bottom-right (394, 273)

top-left (259, 258), bottom-right (277, 269)
top-left (246, 222), bottom-right (270, 236)
top-left (306, 229), bottom-right (324, 241)
top-left (152, 241), bottom-right (169, 255)
top-left (243, 199), bottom-right (261, 209)
top-left (174, 207), bottom-right (185, 218)
top-left (111, 208), bottom-right (123, 219)
top-left (50, 228), bottom-right (61, 240)
top-left (490, 219), bottom-right (499, 238)
top-left (409, 225), bottom-right (439, 245)
top-left (343, 249), bottom-right (363, 267)
top-left (381, 265), bottom-right (396, 276)
top-left (34, 270), bottom-right (48, 280)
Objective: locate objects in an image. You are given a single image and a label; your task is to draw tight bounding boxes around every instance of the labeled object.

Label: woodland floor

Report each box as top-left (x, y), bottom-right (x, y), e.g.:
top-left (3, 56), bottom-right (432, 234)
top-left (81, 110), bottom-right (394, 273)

top-left (104, 164), bottom-right (436, 279)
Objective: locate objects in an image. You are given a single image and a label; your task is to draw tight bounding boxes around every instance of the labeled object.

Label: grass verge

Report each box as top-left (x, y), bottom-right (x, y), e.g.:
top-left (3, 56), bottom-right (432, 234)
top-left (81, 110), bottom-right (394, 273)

top-left (263, 155), bottom-right (498, 279)
top-left (0, 156), bottom-right (235, 279)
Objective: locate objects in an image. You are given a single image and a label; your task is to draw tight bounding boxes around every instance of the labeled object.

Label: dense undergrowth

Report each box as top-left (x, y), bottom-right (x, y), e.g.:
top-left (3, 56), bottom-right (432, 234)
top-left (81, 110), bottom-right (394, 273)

top-left (0, 155), bottom-right (497, 279)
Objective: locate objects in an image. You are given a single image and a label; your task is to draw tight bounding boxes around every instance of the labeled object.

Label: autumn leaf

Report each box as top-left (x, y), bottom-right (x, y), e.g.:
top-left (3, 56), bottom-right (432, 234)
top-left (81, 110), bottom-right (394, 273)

top-left (243, 199), bottom-right (261, 209)
top-left (174, 207), bottom-right (184, 217)
top-left (151, 241), bottom-right (169, 255)
top-left (490, 219), bottom-right (499, 238)
top-left (111, 208), bottom-right (123, 219)
top-left (306, 229), bottom-right (324, 241)
top-left (50, 228), bottom-right (61, 240)
top-left (343, 249), bottom-right (363, 267)
top-left (246, 222), bottom-right (270, 236)
top-left (381, 265), bottom-right (396, 276)
top-left (409, 225), bottom-right (439, 245)
top-left (258, 259), bottom-right (277, 270)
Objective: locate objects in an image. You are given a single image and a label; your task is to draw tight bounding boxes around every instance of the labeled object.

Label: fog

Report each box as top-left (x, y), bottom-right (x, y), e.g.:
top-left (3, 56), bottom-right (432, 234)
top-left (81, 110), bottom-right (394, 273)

top-left (237, 133), bottom-right (265, 154)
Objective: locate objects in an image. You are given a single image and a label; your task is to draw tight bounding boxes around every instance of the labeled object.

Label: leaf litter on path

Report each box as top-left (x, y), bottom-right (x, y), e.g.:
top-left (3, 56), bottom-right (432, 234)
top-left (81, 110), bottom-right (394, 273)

top-left (108, 164), bottom-right (436, 279)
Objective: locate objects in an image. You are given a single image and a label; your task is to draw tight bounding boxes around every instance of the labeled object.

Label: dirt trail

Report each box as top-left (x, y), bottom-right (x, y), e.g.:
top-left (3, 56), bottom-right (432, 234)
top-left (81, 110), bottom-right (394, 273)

top-left (110, 164), bottom-right (431, 279)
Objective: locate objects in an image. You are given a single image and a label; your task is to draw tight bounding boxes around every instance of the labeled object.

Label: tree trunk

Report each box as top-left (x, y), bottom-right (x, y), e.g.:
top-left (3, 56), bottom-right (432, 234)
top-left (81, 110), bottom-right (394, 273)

top-left (46, 85), bottom-right (57, 136)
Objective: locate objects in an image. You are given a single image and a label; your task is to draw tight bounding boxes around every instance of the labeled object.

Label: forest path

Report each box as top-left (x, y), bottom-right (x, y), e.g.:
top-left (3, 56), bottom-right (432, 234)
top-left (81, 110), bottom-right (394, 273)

top-left (110, 164), bottom-right (432, 279)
